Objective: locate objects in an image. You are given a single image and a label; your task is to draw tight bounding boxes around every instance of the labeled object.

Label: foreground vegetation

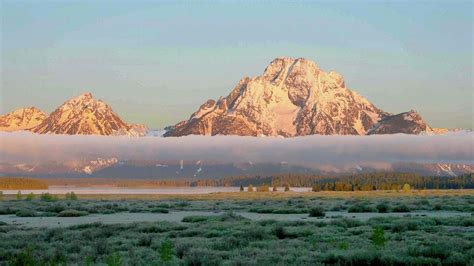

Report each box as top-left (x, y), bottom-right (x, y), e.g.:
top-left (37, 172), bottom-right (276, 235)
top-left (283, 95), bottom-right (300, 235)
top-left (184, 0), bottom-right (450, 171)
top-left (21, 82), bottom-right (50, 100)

top-left (0, 212), bottom-right (473, 265)
top-left (0, 193), bottom-right (473, 265)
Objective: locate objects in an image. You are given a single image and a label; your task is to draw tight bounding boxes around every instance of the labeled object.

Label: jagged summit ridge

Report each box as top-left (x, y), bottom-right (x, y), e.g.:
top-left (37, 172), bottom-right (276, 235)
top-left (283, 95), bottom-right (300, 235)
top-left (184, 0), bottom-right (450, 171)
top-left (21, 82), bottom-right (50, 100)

top-left (367, 110), bottom-right (433, 135)
top-left (0, 107), bottom-right (47, 132)
top-left (165, 57), bottom-right (392, 137)
top-left (31, 92), bottom-right (146, 136)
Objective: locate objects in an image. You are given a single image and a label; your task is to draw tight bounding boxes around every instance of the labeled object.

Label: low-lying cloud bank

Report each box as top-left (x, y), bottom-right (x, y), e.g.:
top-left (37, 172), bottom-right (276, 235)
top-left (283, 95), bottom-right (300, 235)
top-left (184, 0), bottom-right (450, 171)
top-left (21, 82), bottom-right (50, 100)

top-left (0, 131), bottom-right (472, 168)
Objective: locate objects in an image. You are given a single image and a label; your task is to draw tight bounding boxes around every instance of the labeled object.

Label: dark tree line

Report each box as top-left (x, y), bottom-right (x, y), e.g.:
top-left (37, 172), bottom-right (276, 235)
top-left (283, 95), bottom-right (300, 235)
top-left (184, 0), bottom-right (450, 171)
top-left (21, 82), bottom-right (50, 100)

top-left (190, 172), bottom-right (474, 190)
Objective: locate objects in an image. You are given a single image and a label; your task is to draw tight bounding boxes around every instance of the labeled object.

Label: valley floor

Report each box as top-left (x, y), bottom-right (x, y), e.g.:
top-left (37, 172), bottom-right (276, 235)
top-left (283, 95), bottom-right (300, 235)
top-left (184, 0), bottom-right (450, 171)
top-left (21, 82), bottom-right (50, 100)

top-left (0, 190), bottom-right (473, 265)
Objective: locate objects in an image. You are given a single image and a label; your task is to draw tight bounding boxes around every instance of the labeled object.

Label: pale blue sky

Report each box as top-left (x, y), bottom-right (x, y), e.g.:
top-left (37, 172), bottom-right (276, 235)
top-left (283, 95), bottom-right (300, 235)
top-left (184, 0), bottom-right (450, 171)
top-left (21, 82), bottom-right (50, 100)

top-left (1, 1), bottom-right (472, 129)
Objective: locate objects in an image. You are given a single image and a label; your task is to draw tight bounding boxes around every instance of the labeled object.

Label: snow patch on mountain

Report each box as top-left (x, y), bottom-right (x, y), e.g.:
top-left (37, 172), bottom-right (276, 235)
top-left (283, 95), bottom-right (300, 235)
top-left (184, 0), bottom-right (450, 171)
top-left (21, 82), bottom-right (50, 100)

top-left (82, 157), bottom-right (118, 175)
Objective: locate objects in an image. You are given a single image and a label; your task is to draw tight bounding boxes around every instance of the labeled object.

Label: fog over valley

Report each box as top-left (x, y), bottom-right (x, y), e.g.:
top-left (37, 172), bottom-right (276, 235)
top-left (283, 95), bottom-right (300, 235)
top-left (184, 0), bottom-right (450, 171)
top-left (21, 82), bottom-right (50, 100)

top-left (1, 131), bottom-right (472, 169)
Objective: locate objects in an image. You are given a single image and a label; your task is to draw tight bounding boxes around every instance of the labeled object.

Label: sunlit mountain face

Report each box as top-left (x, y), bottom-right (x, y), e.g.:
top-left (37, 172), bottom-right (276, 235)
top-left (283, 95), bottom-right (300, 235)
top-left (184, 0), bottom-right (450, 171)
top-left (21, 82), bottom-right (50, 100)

top-left (165, 57), bottom-right (437, 137)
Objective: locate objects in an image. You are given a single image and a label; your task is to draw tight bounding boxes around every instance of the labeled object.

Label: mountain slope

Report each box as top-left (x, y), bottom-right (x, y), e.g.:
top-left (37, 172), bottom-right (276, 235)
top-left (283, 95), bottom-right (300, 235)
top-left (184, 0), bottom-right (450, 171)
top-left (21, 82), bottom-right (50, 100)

top-left (165, 57), bottom-right (395, 137)
top-left (32, 92), bottom-right (146, 136)
top-left (0, 107), bottom-right (47, 132)
top-left (367, 110), bottom-right (433, 135)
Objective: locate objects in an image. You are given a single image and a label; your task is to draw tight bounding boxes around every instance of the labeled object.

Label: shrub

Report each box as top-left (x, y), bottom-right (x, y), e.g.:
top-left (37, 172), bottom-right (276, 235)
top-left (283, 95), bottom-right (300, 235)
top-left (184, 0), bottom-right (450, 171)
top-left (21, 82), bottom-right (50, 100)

top-left (392, 204), bottom-right (410, 212)
top-left (249, 208), bottom-right (273, 213)
top-left (274, 225), bottom-right (286, 239)
top-left (339, 242), bottom-right (349, 250)
top-left (9, 246), bottom-right (35, 266)
top-left (174, 201), bottom-right (190, 208)
top-left (309, 207), bottom-right (325, 217)
top-left (65, 192), bottom-right (78, 200)
top-left (376, 203), bottom-right (390, 213)
top-left (105, 252), bottom-right (122, 266)
top-left (0, 207), bottom-right (16, 215)
top-left (16, 209), bottom-right (37, 217)
top-left (330, 218), bottom-right (363, 228)
top-left (371, 227), bottom-right (386, 248)
top-left (25, 193), bottom-right (35, 201)
top-left (159, 238), bottom-right (174, 262)
top-left (445, 252), bottom-right (468, 265)
top-left (175, 242), bottom-right (191, 259)
top-left (393, 219), bottom-right (424, 232)
top-left (183, 248), bottom-right (223, 266)
top-left (137, 234), bottom-right (152, 247)
top-left (41, 193), bottom-right (57, 202)
top-left (57, 209), bottom-right (88, 217)
top-left (182, 216), bottom-right (209, 223)
top-left (218, 211), bottom-right (247, 221)
top-left (16, 191), bottom-right (22, 200)
top-left (240, 185), bottom-right (244, 192)
top-left (348, 204), bottom-right (376, 213)
top-left (284, 184), bottom-right (290, 192)
top-left (151, 208), bottom-right (169, 213)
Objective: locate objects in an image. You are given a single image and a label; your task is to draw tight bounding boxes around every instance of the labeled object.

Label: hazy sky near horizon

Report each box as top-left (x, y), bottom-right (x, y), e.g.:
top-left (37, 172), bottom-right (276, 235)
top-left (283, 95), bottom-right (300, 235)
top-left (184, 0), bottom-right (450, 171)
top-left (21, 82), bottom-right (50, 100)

top-left (1, 1), bottom-right (472, 129)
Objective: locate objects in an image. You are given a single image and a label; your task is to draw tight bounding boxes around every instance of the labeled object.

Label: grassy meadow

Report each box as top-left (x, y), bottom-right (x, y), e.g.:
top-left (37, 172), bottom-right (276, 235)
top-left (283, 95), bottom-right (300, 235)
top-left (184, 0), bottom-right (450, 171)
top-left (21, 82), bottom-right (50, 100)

top-left (0, 190), bottom-right (473, 265)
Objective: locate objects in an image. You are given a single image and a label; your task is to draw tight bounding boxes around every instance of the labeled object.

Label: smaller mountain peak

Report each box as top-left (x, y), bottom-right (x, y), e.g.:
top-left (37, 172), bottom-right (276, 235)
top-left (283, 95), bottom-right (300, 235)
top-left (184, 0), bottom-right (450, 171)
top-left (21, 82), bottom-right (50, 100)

top-left (0, 106), bottom-right (47, 132)
top-left (9, 106), bottom-right (45, 116)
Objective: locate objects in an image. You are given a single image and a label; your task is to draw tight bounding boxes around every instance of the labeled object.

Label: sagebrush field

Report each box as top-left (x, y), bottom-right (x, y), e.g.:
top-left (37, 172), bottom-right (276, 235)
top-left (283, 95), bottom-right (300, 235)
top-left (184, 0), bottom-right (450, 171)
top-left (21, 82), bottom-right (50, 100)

top-left (0, 191), bottom-right (473, 265)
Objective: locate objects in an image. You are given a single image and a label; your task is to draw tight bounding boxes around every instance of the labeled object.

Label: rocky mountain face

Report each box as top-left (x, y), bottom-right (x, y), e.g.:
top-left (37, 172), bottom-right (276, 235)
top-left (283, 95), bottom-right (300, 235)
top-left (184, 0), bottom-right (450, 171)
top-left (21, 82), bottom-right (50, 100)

top-left (165, 57), bottom-right (433, 137)
top-left (367, 110), bottom-right (433, 135)
top-left (0, 107), bottom-right (47, 132)
top-left (0, 93), bottom-right (146, 136)
top-left (31, 92), bottom-right (146, 136)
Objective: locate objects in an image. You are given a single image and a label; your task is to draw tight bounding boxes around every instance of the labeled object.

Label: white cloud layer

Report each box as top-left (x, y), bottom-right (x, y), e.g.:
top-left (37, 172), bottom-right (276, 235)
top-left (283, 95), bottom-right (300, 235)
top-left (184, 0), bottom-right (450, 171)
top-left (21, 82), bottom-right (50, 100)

top-left (0, 132), bottom-right (472, 168)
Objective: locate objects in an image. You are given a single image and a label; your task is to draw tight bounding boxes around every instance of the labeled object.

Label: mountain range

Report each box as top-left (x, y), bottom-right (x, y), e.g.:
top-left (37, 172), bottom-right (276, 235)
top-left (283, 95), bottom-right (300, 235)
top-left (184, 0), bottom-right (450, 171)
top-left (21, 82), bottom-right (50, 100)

top-left (1, 57), bottom-right (455, 136)
top-left (1, 159), bottom-right (471, 179)
top-left (165, 57), bottom-right (438, 137)
top-left (0, 93), bottom-right (146, 136)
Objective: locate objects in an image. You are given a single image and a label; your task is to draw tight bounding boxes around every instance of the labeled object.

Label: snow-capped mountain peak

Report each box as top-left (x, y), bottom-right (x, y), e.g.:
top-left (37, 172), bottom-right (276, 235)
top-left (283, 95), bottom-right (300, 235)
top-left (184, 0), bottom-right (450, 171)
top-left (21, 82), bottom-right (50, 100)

top-left (165, 57), bottom-right (392, 137)
top-left (31, 92), bottom-right (146, 136)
